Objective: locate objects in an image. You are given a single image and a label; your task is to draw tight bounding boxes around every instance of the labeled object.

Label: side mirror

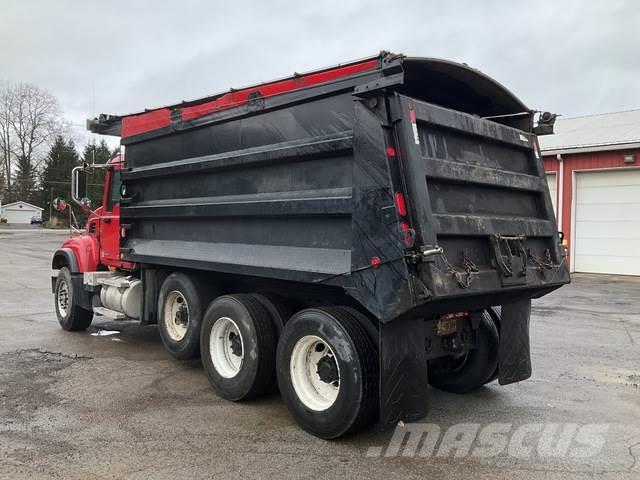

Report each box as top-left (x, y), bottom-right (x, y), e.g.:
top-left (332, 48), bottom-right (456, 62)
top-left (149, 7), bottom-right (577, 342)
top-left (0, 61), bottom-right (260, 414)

top-left (80, 197), bottom-right (92, 212)
top-left (53, 197), bottom-right (67, 212)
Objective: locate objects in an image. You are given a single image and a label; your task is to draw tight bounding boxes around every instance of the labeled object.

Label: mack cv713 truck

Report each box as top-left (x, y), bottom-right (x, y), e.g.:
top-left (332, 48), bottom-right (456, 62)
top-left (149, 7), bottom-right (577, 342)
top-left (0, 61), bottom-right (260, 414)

top-left (51, 52), bottom-right (569, 439)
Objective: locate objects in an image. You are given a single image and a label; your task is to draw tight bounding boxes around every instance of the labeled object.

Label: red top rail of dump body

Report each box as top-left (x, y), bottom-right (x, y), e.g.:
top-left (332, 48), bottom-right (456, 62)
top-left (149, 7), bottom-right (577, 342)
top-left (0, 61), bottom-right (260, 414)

top-left (119, 57), bottom-right (380, 138)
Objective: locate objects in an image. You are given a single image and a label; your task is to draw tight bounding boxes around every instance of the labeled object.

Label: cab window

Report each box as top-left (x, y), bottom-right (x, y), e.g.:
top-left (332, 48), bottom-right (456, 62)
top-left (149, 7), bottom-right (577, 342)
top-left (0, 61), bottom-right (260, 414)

top-left (106, 170), bottom-right (121, 212)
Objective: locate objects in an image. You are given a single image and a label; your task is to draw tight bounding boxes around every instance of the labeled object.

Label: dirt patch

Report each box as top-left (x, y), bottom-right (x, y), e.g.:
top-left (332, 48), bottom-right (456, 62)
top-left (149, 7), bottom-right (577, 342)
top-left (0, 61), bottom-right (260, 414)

top-left (0, 349), bottom-right (90, 423)
top-left (578, 365), bottom-right (640, 388)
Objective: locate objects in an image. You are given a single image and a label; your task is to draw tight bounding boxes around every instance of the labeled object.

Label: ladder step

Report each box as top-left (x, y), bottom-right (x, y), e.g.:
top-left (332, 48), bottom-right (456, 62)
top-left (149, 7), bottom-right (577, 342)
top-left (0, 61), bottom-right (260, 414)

top-left (93, 306), bottom-right (128, 320)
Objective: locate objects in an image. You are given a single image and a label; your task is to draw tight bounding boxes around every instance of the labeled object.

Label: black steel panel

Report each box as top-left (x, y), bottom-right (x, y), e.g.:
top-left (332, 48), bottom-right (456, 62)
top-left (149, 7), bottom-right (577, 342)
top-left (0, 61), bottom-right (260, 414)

top-left (119, 69), bottom-right (568, 323)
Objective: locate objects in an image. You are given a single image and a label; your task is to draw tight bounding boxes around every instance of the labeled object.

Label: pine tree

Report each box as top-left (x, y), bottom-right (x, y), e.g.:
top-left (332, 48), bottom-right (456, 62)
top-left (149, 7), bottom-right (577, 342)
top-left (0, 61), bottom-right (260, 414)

top-left (39, 135), bottom-right (80, 222)
top-left (81, 140), bottom-right (112, 209)
top-left (14, 154), bottom-right (38, 203)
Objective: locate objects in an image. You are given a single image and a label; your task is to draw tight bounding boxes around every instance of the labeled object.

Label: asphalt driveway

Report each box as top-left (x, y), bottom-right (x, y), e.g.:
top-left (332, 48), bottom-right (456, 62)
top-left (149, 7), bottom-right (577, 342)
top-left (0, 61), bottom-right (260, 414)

top-left (0, 229), bottom-right (638, 479)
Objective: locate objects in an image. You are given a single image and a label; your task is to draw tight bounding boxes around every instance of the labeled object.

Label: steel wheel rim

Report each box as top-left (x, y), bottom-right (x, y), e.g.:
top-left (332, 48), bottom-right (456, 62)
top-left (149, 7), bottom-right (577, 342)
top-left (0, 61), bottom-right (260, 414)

top-left (210, 316), bottom-right (244, 378)
top-left (164, 290), bottom-right (189, 341)
top-left (57, 280), bottom-right (69, 317)
top-left (290, 335), bottom-right (340, 411)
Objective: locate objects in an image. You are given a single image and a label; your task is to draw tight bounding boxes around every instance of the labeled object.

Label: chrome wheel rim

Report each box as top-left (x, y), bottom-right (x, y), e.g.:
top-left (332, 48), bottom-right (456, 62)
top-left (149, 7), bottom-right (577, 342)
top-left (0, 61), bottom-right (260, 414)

top-left (210, 317), bottom-right (244, 378)
top-left (290, 335), bottom-right (340, 411)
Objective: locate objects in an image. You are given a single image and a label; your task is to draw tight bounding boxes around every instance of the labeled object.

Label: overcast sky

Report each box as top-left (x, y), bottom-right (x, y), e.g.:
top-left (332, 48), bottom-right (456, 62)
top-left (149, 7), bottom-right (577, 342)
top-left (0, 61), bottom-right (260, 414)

top-left (1, 0), bottom-right (638, 146)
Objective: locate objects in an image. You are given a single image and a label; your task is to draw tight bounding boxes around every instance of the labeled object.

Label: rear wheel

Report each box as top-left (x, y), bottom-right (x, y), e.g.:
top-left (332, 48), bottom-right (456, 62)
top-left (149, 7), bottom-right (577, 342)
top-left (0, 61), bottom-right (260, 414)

top-left (276, 307), bottom-right (378, 439)
top-left (484, 307), bottom-right (501, 384)
top-left (201, 294), bottom-right (277, 401)
top-left (54, 267), bottom-right (93, 331)
top-left (157, 272), bottom-right (214, 360)
top-left (428, 310), bottom-right (499, 393)
top-left (250, 293), bottom-right (293, 335)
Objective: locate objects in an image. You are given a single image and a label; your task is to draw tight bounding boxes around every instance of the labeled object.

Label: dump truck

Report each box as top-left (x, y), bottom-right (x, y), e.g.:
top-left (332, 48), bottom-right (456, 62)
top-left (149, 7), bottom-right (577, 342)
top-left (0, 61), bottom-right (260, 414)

top-left (51, 52), bottom-right (569, 439)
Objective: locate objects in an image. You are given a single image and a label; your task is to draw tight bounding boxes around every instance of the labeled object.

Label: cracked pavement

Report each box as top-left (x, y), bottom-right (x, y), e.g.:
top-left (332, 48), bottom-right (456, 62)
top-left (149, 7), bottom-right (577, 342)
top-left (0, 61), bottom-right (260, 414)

top-left (0, 228), bottom-right (639, 479)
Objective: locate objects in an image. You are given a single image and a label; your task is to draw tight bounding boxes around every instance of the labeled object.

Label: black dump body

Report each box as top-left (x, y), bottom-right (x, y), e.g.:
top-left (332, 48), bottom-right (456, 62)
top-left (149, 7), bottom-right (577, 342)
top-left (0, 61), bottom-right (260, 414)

top-left (98, 53), bottom-right (569, 323)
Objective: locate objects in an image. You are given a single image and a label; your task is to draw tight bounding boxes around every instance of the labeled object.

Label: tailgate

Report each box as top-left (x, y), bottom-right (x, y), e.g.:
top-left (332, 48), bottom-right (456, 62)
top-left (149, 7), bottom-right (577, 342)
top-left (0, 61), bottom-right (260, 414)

top-left (392, 94), bottom-right (569, 304)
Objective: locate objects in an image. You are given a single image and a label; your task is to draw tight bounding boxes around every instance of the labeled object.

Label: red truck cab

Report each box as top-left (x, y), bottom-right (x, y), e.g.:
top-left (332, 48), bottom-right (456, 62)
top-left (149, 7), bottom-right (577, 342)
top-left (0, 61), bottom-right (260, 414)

top-left (53, 155), bottom-right (134, 274)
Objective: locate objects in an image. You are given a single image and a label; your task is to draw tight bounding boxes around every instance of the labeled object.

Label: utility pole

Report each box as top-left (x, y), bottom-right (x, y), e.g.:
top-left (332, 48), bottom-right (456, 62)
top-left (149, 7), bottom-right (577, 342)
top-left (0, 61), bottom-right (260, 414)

top-left (49, 187), bottom-right (53, 224)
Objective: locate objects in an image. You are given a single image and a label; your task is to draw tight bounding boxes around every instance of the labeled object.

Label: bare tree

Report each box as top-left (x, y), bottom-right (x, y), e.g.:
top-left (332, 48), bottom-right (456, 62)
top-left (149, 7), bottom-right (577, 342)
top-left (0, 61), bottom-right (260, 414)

top-left (0, 82), bottom-right (63, 201)
top-left (0, 82), bottom-right (14, 191)
top-left (9, 82), bottom-right (63, 167)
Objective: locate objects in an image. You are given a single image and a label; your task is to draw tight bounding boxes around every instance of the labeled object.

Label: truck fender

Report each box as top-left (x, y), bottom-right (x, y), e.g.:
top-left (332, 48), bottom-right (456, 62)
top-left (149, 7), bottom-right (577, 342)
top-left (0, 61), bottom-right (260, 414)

top-left (51, 248), bottom-right (93, 311)
top-left (52, 248), bottom-right (80, 272)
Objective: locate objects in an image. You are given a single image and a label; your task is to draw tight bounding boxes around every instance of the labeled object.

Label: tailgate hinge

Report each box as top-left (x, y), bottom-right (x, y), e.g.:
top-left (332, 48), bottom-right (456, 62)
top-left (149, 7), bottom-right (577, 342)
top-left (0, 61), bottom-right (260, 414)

top-left (404, 245), bottom-right (443, 264)
top-left (490, 234), bottom-right (528, 285)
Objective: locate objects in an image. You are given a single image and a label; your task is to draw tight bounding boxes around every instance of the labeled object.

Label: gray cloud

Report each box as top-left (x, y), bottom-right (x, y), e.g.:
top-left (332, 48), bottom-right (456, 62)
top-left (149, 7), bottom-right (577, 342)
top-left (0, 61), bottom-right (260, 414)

top-left (1, 0), bottom-right (638, 146)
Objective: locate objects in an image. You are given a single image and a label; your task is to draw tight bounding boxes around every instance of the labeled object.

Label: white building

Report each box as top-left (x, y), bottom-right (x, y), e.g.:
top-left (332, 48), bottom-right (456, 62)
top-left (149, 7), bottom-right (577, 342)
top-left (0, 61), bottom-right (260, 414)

top-left (0, 201), bottom-right (44, 224)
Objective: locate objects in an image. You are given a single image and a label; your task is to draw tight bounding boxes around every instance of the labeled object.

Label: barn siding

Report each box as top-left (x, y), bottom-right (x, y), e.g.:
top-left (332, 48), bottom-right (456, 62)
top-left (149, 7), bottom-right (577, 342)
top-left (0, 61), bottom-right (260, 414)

top-left (542, 147), bottom-right (640, 269)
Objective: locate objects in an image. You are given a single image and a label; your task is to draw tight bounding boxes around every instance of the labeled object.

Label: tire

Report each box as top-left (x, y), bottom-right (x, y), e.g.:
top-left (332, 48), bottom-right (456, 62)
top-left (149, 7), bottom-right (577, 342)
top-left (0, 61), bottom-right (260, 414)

top-left (428, 310), bottom-right (499, 394)
top-left (157, 272), bottom-right (214, 360)
top-left (250, 293), bottom-right (293, 335)
top-left (484, 306), bottom-right (502, 385)
top-left (339, 306), bottom-right (379, 343)
top-left (54, 267), bottom-right (93, 331)
top-left (276, 307), bottom-right (378, 439)
top-left (201, 294), bottom-right (277, 401)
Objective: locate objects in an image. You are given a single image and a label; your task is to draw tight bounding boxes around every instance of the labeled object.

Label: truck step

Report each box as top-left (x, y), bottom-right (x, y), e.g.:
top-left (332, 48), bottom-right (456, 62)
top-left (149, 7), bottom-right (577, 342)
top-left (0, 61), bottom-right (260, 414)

top-left (98, 277), bottom-right (133, 288)
top-left (92, 306), bottom-right (128, 320)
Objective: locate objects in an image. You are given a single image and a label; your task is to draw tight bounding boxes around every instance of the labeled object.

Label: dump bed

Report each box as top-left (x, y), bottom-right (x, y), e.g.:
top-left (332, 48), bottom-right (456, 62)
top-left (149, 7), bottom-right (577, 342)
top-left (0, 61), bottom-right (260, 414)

top-left (99, 52), bottom-right (568, 322)
top-left (390, 94), bottom-right (567, 318)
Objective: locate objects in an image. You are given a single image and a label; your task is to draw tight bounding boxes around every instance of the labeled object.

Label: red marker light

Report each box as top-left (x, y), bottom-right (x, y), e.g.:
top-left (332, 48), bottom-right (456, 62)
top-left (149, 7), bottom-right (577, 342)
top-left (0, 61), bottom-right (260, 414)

top-left (400, 222), bottom-right (413, 246)
top-left (386, 146), bottom-right (396, 157)
top-left (395, 192), bottom-right (407, 217)
top-left (370, 256), bottom-right (381, 268)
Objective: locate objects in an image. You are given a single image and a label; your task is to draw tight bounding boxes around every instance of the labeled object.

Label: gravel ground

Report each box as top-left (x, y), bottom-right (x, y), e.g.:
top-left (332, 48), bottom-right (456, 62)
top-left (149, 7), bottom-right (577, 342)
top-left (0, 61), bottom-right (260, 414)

top-left (0, 229), bottom-right (639, 479)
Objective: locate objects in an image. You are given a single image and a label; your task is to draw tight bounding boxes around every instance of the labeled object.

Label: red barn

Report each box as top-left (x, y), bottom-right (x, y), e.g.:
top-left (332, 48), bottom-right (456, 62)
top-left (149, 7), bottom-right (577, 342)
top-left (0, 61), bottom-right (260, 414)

top-left (540, 109), bottom-right (640, 276)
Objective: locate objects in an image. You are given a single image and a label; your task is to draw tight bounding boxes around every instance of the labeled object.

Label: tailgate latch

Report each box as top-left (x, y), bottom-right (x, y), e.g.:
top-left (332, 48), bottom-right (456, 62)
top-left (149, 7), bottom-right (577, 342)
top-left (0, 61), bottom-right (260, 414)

top-left (490, 235), bottom-right (528, 285)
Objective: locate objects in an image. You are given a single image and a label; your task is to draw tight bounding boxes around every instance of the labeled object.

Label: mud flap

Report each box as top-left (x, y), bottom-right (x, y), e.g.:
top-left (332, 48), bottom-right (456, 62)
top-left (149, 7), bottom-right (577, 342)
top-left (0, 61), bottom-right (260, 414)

top-left (498, 299), bottom-right (532, 385)
top-left (379, 318), bottom-right (429, 427)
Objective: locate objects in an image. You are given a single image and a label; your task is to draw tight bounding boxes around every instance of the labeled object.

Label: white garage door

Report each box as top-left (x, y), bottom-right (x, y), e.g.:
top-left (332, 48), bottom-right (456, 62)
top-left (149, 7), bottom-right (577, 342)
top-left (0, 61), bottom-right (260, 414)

top-left (546, 173), bottom-right (557, 218)
top-left (5, 207), bottom-right (37, 224)
top-left (574, 169), bottom-right (640, 275)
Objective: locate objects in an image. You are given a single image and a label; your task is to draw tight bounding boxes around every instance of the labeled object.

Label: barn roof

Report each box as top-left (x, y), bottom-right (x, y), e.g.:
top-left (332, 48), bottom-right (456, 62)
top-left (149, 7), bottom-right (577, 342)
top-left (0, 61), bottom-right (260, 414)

top-left (539, 108), bottom-right (640, 155)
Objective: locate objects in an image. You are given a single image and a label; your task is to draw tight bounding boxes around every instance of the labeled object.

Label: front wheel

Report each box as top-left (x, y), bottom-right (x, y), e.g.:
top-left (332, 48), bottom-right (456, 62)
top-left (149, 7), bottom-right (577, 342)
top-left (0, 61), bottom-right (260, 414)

top-left (54, 267), bottom-right (93, 331)
top-left (276, 307), bottom-right (378, 439)
top-left (428, 310), bottom-right (499, 394)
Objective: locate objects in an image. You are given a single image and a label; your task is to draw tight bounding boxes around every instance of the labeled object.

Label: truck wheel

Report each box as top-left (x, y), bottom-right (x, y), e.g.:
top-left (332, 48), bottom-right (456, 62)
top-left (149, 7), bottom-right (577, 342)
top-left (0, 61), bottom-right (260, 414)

top-left (157, 272), bottom-right (213, 360)
top-left (201, 294), bottom-right (277, 401)
top-left (250, 293), bottom-right (293, 335)
top-left (484, 307), bottom-right (501, 385)
top-left (428, 310), bottom-right (499, 394)
top-left (276, 307), bottom-right (378, 439)
top-left (54, 267), bottom-right (93, 331)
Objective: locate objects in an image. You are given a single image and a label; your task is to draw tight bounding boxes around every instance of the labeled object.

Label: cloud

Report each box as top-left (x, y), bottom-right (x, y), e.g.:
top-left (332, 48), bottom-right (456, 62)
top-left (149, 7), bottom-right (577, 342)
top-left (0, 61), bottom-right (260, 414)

top-left (1, 0), bottom-right (638, 147)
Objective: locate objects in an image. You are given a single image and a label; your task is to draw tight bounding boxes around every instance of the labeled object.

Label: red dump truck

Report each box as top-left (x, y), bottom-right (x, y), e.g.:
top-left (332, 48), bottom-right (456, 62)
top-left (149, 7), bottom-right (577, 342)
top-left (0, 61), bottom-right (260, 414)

top-left (51, 52), bottom-right (568, 438)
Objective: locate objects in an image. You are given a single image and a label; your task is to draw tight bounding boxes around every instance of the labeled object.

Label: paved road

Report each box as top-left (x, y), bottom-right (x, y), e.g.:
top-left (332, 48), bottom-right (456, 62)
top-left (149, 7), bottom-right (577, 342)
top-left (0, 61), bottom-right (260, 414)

top-left (1, 230), bottom-right (639, 479)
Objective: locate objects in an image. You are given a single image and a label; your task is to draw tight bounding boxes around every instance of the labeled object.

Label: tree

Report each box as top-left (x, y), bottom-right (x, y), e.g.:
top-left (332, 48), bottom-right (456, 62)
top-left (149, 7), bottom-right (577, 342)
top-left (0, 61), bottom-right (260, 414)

top-left (81, 140), bottom-right (112, 209)
top-left (14, 154), bottom-right (38, 203)
top-left (0, 82), bottom-right (14, 193)
top-left (0, 82), bottom-right (63, 203)
top-left (40, 135), bottom-right (80, 222)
